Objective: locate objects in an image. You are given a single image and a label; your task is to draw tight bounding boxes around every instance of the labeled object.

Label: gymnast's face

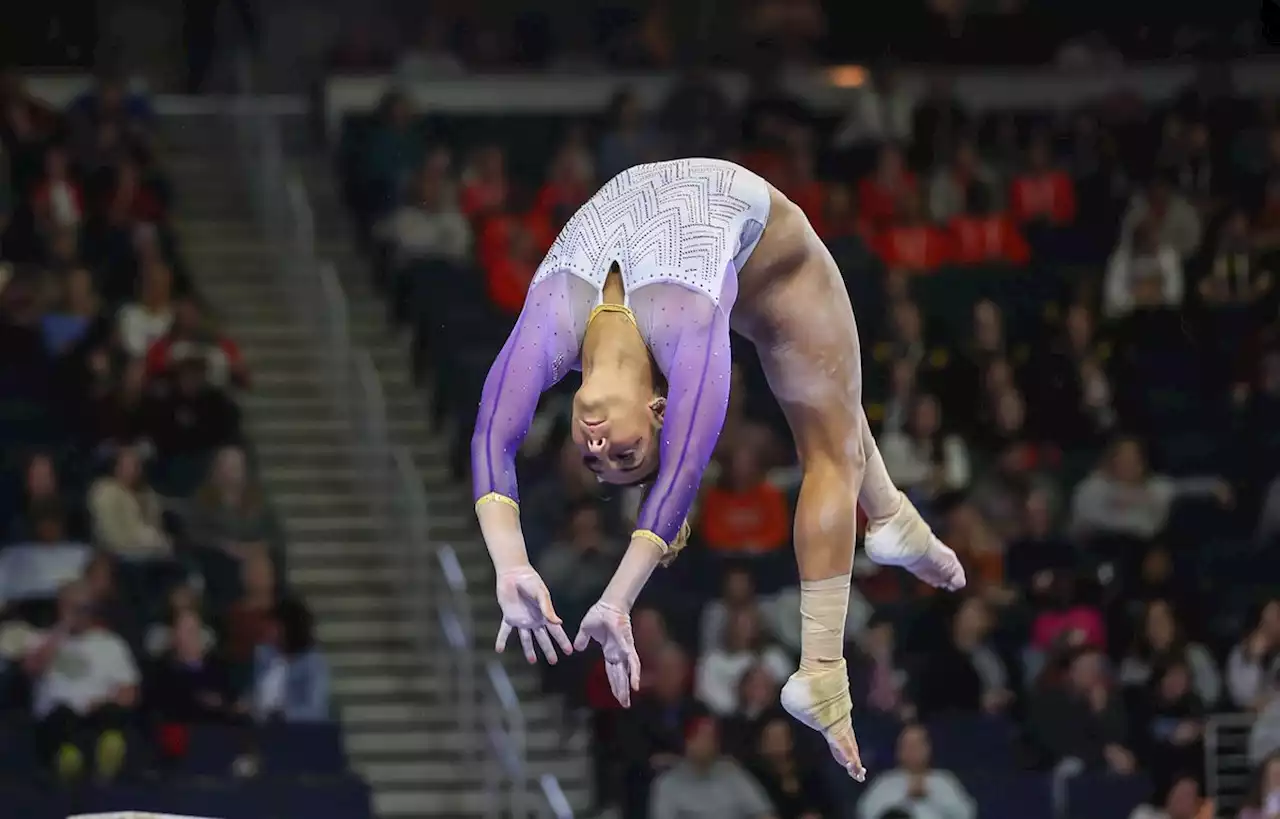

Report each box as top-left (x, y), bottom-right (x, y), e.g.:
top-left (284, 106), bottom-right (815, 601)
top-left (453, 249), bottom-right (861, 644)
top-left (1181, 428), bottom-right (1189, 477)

top-left (571, 387), bottom-right (665, 485)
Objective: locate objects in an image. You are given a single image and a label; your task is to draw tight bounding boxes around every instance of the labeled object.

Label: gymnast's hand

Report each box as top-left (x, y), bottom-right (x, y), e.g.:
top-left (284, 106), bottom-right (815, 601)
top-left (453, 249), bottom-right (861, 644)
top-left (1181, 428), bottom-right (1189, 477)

top-left (574, 601), bottom-right (641, 708)
top-left (494, 567), bottom-right (574, 664)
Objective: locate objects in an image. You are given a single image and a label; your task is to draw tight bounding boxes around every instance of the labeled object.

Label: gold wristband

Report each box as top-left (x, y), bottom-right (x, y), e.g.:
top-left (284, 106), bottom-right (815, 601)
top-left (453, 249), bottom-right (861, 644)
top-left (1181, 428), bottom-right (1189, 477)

top-left (475, 492), bottom-right (519, 513)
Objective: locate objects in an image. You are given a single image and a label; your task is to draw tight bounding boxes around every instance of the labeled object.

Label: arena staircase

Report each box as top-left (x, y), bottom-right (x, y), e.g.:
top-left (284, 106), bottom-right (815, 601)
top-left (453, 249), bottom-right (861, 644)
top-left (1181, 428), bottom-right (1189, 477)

top-left (162, 123), bottom-right (591, 817)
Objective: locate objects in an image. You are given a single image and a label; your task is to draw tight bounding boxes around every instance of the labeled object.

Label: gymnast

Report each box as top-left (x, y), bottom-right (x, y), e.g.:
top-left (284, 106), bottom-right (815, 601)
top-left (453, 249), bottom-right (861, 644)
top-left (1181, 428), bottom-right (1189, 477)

top-left (471, 159), bottom-right (966, 779)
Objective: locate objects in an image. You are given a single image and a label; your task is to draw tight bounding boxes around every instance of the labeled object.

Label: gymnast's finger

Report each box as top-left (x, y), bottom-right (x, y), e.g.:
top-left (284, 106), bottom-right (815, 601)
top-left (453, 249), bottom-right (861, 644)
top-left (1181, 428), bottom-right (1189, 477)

top-left (495, 621), bottom-right (512, 653)
top-left (627, 647), bottom-right (642, 692)
top-left (548, 622), bottom-right (574, 656)
top-left (606, 661), bottom-right (631, 708)
top-left (573, 624), bottom-right (593, 653)
top-left (519, 629), bottom-right (537, 664)
top-left (534, 628), bottom-right (558, 665)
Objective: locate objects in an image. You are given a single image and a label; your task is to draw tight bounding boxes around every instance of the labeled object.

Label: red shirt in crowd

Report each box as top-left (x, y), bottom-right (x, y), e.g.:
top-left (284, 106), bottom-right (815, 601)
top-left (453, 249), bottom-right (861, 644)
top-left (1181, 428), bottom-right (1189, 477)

top-left (872, 223), bottom-right (952, 273)
top-left (485, 254), bottom-right (537, 316)
top-left (460, 177), bottom-right (508, 221)
top-left (1009, 170), bottom-right (1077, 225)
top-left (948, 213), bottom-right (1032, 266)
top-left (857, 172), bottom-right (918, 230)
top-left (145, 335), bottom-right (248, 388)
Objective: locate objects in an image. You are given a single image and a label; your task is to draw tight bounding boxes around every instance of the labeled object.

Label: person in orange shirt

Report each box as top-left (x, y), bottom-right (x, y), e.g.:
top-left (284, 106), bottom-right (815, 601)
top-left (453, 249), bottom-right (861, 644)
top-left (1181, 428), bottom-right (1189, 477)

top-left (948, 186), bottom-right (1032, 266)
top-left (872, 190), bottom-right (952, 273)
top-left (533, 143), bottom-right (595, 233)
top-left (858, 143), bottom-right (918, 231)
top-left (484, 223), bottom-right (540, 316)
top-left (459, 144), bottom-right (509, 222)
top-left (1010, 134), bottom-right (1077, 226)
top-left (698, 444), bottom-right (791, 555)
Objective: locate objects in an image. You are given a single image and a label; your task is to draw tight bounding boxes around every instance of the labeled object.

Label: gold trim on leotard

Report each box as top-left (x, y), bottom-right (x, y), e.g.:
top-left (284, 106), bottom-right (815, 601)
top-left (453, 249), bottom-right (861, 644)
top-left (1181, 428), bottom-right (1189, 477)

top-left (587, 302), bottom-right (638, 329)
top-left (632, 528), bottom-right (668, 551)
top-left (475, 492), bottom-right (520, 514)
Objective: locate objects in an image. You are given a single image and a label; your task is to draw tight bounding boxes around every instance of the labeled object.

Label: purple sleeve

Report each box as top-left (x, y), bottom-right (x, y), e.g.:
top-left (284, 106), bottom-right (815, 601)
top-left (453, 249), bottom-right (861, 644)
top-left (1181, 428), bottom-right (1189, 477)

top-left (471, 277), bottom-right (582, 504)
top-left (634, 293), bottom-right (734, 545)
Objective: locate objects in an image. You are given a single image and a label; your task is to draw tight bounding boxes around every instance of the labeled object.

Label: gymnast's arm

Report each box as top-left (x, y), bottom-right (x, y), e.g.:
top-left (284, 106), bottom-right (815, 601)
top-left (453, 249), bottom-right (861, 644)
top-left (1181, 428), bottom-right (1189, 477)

top-left (599, 302), bottom-right (733, 610)
top-left (471, 279), bottom-right (578, 573)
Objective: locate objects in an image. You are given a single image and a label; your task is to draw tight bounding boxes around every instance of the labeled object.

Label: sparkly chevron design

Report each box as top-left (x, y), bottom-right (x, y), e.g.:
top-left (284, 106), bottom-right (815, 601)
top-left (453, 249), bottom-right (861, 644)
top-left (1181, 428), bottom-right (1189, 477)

top-left (532, 158), bottom-right (763, 305)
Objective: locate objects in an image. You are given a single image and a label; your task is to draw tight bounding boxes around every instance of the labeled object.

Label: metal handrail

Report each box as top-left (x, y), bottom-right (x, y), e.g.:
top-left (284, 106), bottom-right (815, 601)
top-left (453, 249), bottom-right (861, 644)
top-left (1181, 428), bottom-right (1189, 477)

top-left (226, 64), bottom-right (572, 817)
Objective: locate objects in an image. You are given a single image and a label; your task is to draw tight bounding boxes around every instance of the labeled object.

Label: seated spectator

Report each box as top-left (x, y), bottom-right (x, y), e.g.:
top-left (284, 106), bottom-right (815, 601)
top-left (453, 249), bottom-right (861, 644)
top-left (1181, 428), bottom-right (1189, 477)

top-left (483, 221), bottom-right (540, 317)
top-left (618, 643), bottom-right (702, 817)
top-left (88, 445), bottom-right (170, 559)
top-left (354, 91), bottom-right (422, 221)
top-left (649, 715), bottom-right (776, 819)
top-left (31, 146), bottom-right (83, 234)
top-left (1028, 303), bottom-right (1117, 446)
top-left (597, 89), bottom-right (662, 180)
top-left (1119, 599), bottom-right (1222, 708)
top-left (534, 135), bottom-right (595, 231)
top-left (858, 617), bottom-right (912, 717)
top-left (1198, 208), bottom-right (1272, 308)
top-left (0, 512), bottom-right (92, 614)
top-left (1105, 218), bottom-right (1186, 319)
top-left (105, 160), bottom-right (165, 225)
top-left (223, 548), bottom-right (279, 666)
top-left (858, 143), bottom-right (918, 231)
top-left (915, 596), bottom-right (1012, 717)
top-left (41, 267), bottom-right (105, 357)
top-left (83, 551), bottom-right (138, 646)
top-left (1029, 574), bottom-right (1107, 657)
top-left (9, 452), bottom-right (80, 542)
top-left (697, 607), bottom-right (792, 717)
top-left (822, 183), bottom-right (870, 242)
top-left (1009, 133), bottom-right (1077, 226)
top-left (117, 258), bottom-right (175, 358)
top-left (1030, 647), bottom-right (1135, 774)
top-left (375, 149), bottom-right (472, 267)
top-left (830, 67), bottom-right (915, 151)
top-left (929, 137), bottom-right (999, 224)
top-left (856, 723), bottom-right (977, 819)
top-left (948, 184), bottom-right (1031, 266)
top-left (1227, 600), bottom-right (1280, 712)
top-left (698, 444), bottom-right (791, 556)
top-left (871, 189), bottom-right (952, 273)
top-left (1238, 753), bottom-right (1280, 819)
top-left (1121, 175), bottom-right (1202, 260)
top-left (144, 296), bottom-right (248, 390)
top-left (700, 565), bottom-right (763, 653)
top-left (748, 717), bottom-right (832, 819)
top-left (879, 356), bottom-right (918, 435)
top-left (80, 357), bottom-right (147, 453)
top-left (186, 446), bottom-right (273, 560)
top-left (142, 357), bottom-right (242, 458)
top-left (1069, 436), bottom-right (1230, 545)
top-left (24, 580), bottom-right (138, 782)
top-left (536, 502), bottom-right (618, 626)
top-left (942, 501), bottom-right (1012, 606)
top-left (459, 144), bottom-right (508, 222)
top-left (1129, 775), bottom-right (1209, 819)
top-left (253, 597), bottom-right (330, 722)
top-left (1004, 488), bottom-right (1077, 603)
top-left (1140, 658), bottom-right (1206, 792)
top-left (875, 301), bottom-right (933, 372)
top-left (147, 608), bottom-right (241, 724)
top-left (722, 664), bottom-right (785, 760)
top-left (145, 582), bottom-right (216, 658)
top-left (880, 393), bottom-right (971, 500)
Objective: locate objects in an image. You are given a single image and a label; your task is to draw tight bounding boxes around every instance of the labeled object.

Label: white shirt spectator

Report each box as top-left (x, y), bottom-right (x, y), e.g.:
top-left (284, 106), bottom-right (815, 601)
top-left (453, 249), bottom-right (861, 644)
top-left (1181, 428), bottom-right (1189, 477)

top-left (856, 769), bottom-right (977, 819)
top-left (117, 302), bottom-right (173, 358)
top-left (1121, 192), bottom-right (1203, 258)
top-left (696, 644), bottom-right (792, 716)
top-left (832, 80), bottom-right (916, 149)
top-left (88, 477), bottom-right (170, 558)
top-left (0, 544), bottom-right (92, 609)
top-left (33, 628), bottom-right (139, 718)
top-left (1103, 243), bottom-right (1185, 318)
top-left (879, 432), bottom-right (971, 493)
top-left (377, 202), bottom-right (473, 267)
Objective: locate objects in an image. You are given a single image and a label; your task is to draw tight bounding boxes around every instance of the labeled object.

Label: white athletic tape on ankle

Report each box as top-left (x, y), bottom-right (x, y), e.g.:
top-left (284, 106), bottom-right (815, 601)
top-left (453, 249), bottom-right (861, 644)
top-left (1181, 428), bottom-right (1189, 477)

top-left (799, 575), bottom-right (851, 669)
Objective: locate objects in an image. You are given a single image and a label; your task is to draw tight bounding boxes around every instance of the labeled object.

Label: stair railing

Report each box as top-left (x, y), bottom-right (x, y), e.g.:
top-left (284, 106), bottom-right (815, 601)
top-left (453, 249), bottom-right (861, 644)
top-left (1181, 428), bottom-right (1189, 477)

top-left (227, 57), bottom-right (571, 818)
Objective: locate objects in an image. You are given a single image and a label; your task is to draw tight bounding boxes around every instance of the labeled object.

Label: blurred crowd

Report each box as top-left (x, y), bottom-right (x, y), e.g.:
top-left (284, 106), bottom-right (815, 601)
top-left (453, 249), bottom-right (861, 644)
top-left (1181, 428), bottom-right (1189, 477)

top-left (340, 45), bottom-right (1280, 818)
top-left (0, 70), bottom-right (333, 790)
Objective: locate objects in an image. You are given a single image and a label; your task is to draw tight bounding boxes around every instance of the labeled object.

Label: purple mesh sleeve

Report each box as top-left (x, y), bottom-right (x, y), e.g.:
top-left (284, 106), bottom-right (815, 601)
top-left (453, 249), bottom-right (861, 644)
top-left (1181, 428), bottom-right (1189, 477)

top-left (471, 277), bottom-right (582, 504)
top-left (633, 285), bottom-right (735, 545)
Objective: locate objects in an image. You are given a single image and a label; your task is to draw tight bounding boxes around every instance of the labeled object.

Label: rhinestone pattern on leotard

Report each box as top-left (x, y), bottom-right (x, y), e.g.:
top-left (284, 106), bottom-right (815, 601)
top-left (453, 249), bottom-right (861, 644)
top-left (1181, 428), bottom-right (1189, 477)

top-left (532, 158), bottom-right (758, 306)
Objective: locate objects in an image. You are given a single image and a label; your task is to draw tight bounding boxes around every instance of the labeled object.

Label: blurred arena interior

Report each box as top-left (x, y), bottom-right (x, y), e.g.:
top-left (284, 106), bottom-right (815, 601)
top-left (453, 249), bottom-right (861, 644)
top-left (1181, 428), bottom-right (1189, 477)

top-left (0, 1), bottom-right (1279, 819)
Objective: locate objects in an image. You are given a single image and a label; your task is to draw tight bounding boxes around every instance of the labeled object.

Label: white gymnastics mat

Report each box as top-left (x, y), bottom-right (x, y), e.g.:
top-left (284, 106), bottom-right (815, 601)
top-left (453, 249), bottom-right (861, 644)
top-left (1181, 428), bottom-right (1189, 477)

top-left (69, 814), bottom-right (222, 819)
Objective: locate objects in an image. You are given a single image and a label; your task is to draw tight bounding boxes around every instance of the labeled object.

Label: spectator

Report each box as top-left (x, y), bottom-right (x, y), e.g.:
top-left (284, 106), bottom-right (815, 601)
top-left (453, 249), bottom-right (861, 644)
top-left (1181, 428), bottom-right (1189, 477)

top-left (117, 259), bottom-right (174, 358)
top-left (24, 580), bottom-right (138, 782)
top-left (1069, 436), bottom-right (1230, 544)
top-left (41, 266), bottom-right (104, 357)
top-left (31, 146), bottom-right (83, 234)
top-left (859, 143), bottom-right (918, 230)
top-left (1121, 175), bottom-right (1203, 259)
top-left (356, 91), bottom-right (422, 221)
top-left (1028, 573), bottom-right (1107, 657)
top-left (1197, 208), bottom-right (1273, 308)
top-left (0, 511), bottom-right (92, 616)
top-left (879, 393), bottom-right (971, 499)
top-left (1227, 600), bottom-right (1280, 712)
top-left (459, 144), bottom-right (508, 222)
top-left (534, 132), bottom-right (595, 231)
top-left (831, 67), bottom-right (915, 151)
top-left (597, 89), bottom-right (662, 181)
top-left (537, 502), bottom-right (618, 625)
top-left (1139, 658), bottom-right (1206, 792)
top-left (105, 159), bottom-right (165, 225)
top-left (700, 565), bottom-right (764, 653)
top-left (142, 357), bottom-right (242, 458)
top-left (1009, 133), bottom-right (1078, 226)
top-left (721, 663), bottom-right (785, 760)
top-left (144, 583), bottom-right (216, 658)
top-left (696, 606), bottom-right (792, 717)
top-left (928, 137), bottom-right (999, 223)
top-left (147, 608), bottom-right (240, 724)
top-left (915, 596), bottom-right (1012, 717)
top-left (649, 715), bottom-right (777, 819)
top-left (375, 149), bottom-right (472, 267)
top-left (80, 356), bottom-right (147, 452)
top-left (859, 618), bottom-right (911, 716)
top-left (856, 723), bottom-right (977, 819)
top-left (223, 548), bottom-right (279, 666)
top-left (748, 717), bottom-right (832, 819)
top-left (698, 445), bottom-right (791, 556)
top-left (82, 551), bottom-right (137, 644)
top-left (1105, 218), bottom-right (1186, 318)
top-left (947, 184), bottom-right (1031, 267)
top-left (87, 445), bottom-right (170, 559)
top-left (9, 452), bottom-right (78, 541)
top-left (941, 501), bottom-right (1011, 606)
top-left (144, 296), bottom-right (248, 389)
top-left (1238, 753), bottom-right (1280, 819)
top-left (186, 446), bottom-right (273, 560)
top-left (1129, 776), bottom-right (1209, 819)
top-left (1029, 647), bottom-right (1135, 773)
top-left (872, 189), bottom-right (952, 273)
top-left (483, 221), bottom-right (540, 317)
top-left (1119, 599), bottom-right (1222, 708)
top-left (617, 643), bottom-right (701, 817)
top-left (1004, 489), bottom-right (1077, 604)
top-left (253, 597), bottom-right (330, 722)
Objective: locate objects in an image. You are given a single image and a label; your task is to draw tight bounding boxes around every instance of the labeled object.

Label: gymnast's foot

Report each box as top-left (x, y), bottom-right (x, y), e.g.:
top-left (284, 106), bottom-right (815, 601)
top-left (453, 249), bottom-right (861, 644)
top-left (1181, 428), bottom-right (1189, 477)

top-left (864, 492), bottom-right (966, 591)
top-left (781, 662), bottom-right (866, 782)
